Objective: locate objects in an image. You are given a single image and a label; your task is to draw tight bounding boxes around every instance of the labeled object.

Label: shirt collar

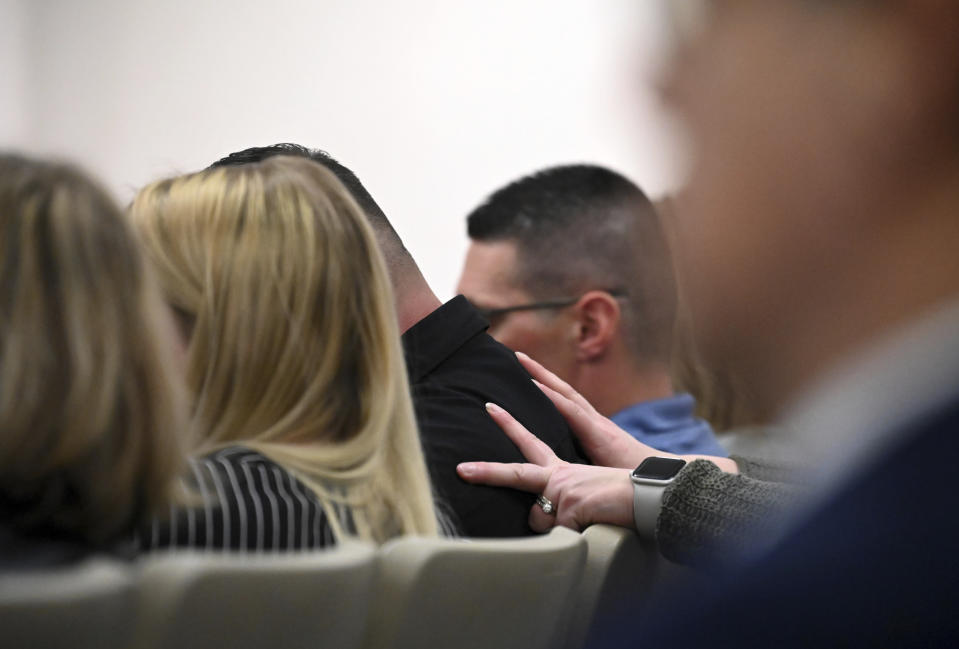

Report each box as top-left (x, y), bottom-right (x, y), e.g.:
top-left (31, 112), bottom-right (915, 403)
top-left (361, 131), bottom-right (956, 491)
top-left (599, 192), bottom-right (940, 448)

top-left (401, 295), bottom-right (489, 382)
top-left (611, 393), bottom-right (698, 432)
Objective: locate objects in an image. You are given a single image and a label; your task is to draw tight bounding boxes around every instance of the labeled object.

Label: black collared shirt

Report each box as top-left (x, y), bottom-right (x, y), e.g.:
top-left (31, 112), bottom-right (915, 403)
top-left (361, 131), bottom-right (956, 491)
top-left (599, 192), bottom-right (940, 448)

top-left (402, 296), bottom-right (587, 538)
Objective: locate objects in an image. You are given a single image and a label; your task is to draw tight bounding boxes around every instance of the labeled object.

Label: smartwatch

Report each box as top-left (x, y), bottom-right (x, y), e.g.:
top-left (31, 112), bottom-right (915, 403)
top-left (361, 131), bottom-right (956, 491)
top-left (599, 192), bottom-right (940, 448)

top-left (630, 457), bottom-right (687, 537)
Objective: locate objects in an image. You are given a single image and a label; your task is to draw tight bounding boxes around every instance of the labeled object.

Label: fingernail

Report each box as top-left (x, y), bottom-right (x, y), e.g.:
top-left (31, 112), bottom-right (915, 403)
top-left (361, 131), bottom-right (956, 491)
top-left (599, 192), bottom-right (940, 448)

top-left (515, 351), bottom-right (529, 360)
top-left (532, 379), bottom-right (544, 389)
top-left (485, 402), bottom-right (502, 414)
top-left (458, 463), bottom-right (476, 477)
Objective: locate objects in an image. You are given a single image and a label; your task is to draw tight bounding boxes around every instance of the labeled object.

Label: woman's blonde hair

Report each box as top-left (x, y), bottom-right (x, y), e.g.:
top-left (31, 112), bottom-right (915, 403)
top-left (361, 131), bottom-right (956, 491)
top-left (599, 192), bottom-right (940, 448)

top-left (129, 156), bottom-right (439, 542)
top-left (0, 154), bottom-right (187, 545)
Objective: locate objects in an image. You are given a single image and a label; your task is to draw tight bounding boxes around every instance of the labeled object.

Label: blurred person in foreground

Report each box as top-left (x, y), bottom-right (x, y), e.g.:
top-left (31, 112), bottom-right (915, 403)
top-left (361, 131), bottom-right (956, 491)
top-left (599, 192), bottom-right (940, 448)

top-left (0, 154), bottom-right (187, 568)
top-left (209, 144), bottom-right (586, 538)
top-left (130, 156), bottom-right (442, 549)
top-left (459, 165), bottom-right (726, 456)
top-left (460, 0), bottom-right (959, 644)
top-left (657, 195), bottom-right (762, 436)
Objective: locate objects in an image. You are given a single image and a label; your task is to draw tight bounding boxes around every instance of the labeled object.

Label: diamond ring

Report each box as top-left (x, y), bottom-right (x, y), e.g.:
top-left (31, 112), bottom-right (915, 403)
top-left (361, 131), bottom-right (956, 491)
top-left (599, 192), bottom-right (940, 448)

top-left (536, 494), bottom-right (555, 515)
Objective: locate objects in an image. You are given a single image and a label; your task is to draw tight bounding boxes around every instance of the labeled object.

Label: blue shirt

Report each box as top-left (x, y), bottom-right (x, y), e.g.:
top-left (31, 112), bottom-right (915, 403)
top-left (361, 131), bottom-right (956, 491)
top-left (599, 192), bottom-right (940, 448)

top-left (610, 393), bottom-right (728, 457)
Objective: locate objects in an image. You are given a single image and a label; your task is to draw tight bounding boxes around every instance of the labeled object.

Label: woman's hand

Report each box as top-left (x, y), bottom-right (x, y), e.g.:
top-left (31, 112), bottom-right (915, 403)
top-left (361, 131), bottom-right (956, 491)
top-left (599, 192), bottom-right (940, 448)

top-left (516, 351), bottom-right (739, 474)
top-left (457, 402), bottom-right (635, 533)
top-left (515, 351), bottom-right (652, 469)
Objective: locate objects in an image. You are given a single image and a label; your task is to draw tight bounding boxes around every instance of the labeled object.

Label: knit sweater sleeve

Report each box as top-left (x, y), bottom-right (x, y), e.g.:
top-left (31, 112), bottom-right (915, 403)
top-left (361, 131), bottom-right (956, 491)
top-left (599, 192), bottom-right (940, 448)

top-left (655, 459), bottom-right (803, 569)
top-left (731, 454), bottom-right (805, 483)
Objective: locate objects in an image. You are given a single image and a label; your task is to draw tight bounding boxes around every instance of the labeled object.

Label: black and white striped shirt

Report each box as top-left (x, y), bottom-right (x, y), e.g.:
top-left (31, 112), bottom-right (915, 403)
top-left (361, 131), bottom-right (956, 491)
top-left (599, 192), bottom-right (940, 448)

top-left (139, 447), bottom-right (344, 553)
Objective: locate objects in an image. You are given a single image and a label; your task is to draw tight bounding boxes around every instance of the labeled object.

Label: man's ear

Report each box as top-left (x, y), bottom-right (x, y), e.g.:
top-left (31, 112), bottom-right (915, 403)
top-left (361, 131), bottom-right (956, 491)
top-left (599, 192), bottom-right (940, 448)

top-left (572, 291), bottom-right (621, 362)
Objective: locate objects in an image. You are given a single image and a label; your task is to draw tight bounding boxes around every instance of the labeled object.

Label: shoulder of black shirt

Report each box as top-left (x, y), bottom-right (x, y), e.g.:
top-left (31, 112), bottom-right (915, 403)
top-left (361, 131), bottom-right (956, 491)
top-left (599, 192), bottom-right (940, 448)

top-left (401, 297), bottom-right (587, 538)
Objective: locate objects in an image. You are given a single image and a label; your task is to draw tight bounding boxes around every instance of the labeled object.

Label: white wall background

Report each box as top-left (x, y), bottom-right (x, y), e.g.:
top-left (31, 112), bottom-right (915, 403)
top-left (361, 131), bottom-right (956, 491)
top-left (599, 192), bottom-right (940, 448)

top-left (1, 0), bottom-right (682, 299)
top-left (0, 0), bottom-right (29, 150)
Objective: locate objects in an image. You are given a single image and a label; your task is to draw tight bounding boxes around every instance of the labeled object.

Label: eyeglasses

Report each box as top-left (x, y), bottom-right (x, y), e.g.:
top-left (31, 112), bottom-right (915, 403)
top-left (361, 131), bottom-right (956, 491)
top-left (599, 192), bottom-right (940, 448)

top-left (473, 289), bottom-right (628, 323)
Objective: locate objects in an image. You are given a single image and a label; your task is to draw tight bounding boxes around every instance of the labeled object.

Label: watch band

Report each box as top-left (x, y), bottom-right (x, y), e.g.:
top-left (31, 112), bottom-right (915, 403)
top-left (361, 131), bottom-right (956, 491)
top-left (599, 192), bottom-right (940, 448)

top-left (632, 481), bottom-right (666, 538)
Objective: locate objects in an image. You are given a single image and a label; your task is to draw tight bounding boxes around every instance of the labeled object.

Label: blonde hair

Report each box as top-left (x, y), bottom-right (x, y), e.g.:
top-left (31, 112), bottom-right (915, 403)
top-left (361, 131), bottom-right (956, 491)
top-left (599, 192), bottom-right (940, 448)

top-left (0, 154), bottom-right (187, 545)
top-left (129, 156), bottom-right (439, 542)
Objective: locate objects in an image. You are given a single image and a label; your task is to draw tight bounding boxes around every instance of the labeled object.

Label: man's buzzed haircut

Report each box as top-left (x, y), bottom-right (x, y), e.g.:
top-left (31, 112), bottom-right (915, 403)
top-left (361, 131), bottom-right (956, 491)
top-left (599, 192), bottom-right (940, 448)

top-left (209, 143), bottom-right (414, 272)
top-left (467, 164), bottom-right (677, 365)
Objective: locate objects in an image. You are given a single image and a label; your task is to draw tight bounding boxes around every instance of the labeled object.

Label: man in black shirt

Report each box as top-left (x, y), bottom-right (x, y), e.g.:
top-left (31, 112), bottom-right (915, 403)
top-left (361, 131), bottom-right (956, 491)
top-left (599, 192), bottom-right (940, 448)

top-left (403, 294), bottom-right (585, 536)
top-left (209, 144), bottom-right (585, 537)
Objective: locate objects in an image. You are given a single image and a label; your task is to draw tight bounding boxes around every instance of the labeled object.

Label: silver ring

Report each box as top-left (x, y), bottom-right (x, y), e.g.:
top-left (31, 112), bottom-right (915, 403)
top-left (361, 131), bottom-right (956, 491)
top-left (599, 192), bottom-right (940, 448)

top-left (536, 494), bottom-right (555, 515)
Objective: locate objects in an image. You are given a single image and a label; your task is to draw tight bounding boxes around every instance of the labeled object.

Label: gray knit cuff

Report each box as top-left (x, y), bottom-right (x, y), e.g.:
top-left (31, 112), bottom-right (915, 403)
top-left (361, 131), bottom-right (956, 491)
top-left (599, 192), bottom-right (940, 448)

top-left (656, 459), bottom-right (800, 569)
top-left (731, 454), bottom-right (806, 483)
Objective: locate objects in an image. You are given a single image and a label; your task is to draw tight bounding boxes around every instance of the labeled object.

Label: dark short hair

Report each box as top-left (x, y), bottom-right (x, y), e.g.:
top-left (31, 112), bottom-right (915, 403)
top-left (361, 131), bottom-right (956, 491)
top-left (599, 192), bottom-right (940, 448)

top-left (467, 164), bottom-right (677, 364)
top-left (209, 144), bottom-right (412, 269)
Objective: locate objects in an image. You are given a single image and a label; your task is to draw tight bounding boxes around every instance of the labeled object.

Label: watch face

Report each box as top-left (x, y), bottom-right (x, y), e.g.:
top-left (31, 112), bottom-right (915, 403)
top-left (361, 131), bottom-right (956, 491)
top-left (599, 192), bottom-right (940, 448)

top-left (632, 457), bottom-right (687, 481)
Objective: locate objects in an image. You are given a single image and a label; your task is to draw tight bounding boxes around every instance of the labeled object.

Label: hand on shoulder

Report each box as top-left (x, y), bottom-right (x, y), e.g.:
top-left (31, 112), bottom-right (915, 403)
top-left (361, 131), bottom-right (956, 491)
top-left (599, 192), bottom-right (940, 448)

top-left (457, 402), bottom-right (634, 532)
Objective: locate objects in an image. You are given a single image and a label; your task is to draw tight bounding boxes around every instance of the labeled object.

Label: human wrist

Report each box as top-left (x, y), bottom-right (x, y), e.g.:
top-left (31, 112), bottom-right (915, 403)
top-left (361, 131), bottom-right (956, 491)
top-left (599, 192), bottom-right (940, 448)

top-left (634, 452), bottom-right (739, 475)
top-left (686, 455), bottom-right (739, 474)
top-left (613, 472), bottom-right (639, 529)
top-left (587, 471), bottom-right (639, 530)
top-left (600, 431), bottom-right (651, 469)
top-left (714, 457), bottom-right (740, 474)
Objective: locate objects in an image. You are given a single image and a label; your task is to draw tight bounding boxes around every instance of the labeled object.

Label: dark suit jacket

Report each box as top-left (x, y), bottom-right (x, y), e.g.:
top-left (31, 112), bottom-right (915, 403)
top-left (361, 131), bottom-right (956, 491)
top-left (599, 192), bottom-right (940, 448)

top-left (403, 296), bottom-right (587, 538)
top-left (594, 400), bottom-right (959, 647)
